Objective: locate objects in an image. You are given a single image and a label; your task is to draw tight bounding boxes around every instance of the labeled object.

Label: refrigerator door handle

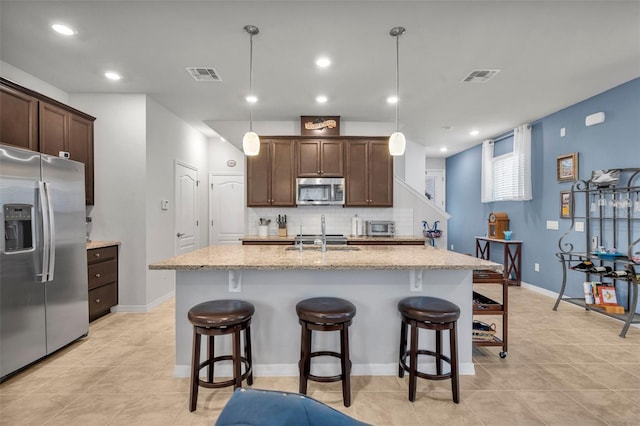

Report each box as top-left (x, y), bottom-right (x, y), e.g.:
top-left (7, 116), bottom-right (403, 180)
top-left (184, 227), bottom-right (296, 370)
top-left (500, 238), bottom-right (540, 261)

top-left (38, 181), bottom-right (56, 282)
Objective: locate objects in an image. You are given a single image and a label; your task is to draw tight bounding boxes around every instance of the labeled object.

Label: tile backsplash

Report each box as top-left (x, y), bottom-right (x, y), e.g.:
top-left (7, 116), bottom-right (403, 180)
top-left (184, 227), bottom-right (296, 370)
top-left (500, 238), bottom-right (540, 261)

top-left (247, 206), bottom-right (414, 236)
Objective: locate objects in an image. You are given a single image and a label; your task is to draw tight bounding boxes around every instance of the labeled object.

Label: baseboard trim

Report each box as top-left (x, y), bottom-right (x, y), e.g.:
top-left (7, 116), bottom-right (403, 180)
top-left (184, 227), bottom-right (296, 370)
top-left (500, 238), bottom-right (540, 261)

top-left (111, 290), bottom-right (175, 314)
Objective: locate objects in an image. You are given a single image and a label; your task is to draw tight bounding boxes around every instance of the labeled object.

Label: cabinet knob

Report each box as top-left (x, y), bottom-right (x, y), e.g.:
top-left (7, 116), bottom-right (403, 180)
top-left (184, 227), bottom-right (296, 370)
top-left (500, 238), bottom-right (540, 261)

top-left (95, 298), bottom-right (101, 304)
top-left (177, 232), bottom-right (185, 237)
top-left (95, 273), bottom-right (101, 278)
top-left (95, 253), bottom-right (100, 258)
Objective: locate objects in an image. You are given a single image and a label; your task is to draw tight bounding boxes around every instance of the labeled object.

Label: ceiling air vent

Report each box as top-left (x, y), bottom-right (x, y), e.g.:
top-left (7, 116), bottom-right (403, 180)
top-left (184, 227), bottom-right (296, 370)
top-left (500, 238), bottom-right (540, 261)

top-left (462, 69), bottom-right (500, 83)
top-left (186, 67), bottom-right (222, 82)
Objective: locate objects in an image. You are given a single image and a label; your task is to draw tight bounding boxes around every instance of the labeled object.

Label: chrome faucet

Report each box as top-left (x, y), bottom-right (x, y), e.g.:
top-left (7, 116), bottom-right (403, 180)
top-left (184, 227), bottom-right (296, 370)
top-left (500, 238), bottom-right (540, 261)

top-left (320, 215), bottom-right (327, 252)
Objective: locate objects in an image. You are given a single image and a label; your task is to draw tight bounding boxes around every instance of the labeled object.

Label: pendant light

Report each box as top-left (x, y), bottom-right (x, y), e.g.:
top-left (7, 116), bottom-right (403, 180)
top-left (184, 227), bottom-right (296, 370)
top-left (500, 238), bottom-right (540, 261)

top-left (388, 26), bottom-right (406, 156)
top-left (243, 25), bottom-right (260, 156)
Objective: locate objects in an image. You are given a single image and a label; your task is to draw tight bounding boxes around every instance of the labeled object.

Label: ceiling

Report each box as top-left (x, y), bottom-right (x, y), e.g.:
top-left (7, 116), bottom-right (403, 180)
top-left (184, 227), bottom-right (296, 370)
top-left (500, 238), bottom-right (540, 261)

top-left (1, 1), bottom-right (639, 157)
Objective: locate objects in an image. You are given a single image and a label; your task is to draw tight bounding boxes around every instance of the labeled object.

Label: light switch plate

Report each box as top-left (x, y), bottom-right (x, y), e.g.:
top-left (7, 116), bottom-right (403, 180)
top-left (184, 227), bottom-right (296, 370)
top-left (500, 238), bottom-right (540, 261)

top-left (575, 222), bottom-right (584, 232)
top-left (546, 220), bottom-right (559, 230)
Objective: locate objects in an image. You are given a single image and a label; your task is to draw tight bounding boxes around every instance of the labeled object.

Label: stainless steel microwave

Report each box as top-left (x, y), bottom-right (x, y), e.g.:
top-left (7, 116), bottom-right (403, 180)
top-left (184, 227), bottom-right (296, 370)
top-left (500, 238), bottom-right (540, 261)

top-left (296, 178), bottom-right (345, 206)
top-left (366, 220), bottom-right (396, 236)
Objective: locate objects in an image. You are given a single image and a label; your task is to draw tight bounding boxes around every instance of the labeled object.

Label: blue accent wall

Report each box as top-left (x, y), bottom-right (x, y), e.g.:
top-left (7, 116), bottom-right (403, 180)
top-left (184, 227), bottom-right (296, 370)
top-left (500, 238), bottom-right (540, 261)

top-left (446, 77), bottom-right (640, 305)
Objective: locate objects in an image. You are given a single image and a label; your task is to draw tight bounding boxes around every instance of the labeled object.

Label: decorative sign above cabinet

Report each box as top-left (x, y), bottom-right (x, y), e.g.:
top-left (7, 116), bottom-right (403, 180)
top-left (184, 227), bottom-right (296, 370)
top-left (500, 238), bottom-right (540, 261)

top-left (300, 116), bottom-right (340, 136)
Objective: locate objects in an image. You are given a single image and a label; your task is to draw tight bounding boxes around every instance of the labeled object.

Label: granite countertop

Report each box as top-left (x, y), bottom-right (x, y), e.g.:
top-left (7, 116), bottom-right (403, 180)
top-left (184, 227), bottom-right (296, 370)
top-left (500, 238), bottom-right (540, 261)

top-left (240, 235), bottom-right (425, 243)
top-left (87, 241), bottom-right (121, 250)
top-left (149, 245), bottom-right (502, 271)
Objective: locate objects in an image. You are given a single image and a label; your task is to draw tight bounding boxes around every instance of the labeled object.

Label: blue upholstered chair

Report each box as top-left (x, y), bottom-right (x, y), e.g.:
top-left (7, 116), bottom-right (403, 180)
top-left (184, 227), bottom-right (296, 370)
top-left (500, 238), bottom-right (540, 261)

top-left (215, 388), bottom-right (369, 426)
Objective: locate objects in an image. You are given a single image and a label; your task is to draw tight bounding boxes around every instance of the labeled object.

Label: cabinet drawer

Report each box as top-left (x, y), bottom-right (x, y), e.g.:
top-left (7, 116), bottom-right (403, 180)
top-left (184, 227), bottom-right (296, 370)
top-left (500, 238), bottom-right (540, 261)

top-left (87, 246), bottom-right (117, 264)
top-left (473, 269), bottom-right (504, 283)
top-left (88, 282), bottom-right (117, 321)
top-left (88, 259), bottom-right (117, 290)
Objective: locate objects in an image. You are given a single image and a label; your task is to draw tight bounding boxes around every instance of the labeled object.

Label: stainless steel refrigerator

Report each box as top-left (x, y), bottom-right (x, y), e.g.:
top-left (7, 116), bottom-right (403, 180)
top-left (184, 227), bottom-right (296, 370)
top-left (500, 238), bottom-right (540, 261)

top-left (1, 144), bottom-right (88, 380)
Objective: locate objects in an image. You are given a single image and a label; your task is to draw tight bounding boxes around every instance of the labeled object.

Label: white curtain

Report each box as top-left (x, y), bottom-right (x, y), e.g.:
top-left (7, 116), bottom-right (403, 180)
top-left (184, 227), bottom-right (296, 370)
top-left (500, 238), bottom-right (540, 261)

top-left (481, 124), bottom-right (532, 203)
top-left (512, 124), bottom-right (532, 201)
top-left (481, 140), bottom-right (494, 203)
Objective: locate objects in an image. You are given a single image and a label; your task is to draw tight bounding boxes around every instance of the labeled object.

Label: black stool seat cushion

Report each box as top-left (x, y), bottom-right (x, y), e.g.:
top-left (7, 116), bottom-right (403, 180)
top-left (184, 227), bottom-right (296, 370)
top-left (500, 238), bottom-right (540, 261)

top-left (188, 299), bottom-right (255, 328)
top-left (398, 296), bottom-right (460, 323)
top-left (296, 297), bottom-right (356, 324)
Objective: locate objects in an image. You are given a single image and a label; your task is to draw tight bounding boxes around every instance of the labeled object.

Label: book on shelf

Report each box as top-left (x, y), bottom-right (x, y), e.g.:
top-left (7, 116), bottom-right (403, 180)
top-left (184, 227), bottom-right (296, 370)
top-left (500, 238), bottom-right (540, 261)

top-left (582, 281), bottom-right (623, 311)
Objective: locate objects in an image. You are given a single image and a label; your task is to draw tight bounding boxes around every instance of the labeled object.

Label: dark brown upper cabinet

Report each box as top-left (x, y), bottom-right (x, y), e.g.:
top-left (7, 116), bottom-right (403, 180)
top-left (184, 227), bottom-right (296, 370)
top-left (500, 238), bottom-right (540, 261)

top-left (297, 139), bottom-right (344, 177)
top-left (345, 138), bottom-right (393, 207)
top-left (246, 139), bottom-right (296, 207)
top-left (0, 78), bottom-right (96, 205)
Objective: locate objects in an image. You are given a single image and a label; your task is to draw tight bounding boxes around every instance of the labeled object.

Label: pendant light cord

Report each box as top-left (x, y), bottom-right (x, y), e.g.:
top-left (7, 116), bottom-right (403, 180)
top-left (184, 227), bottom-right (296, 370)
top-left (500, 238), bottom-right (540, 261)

top-left (395, 33), bottom-right (400, 133)
top-left (249, 31), bottom-right (254, 132)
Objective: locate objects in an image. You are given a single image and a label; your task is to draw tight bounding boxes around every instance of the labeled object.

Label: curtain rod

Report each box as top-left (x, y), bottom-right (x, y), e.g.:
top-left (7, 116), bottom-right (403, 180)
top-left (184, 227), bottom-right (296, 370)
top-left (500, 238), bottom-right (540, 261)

top-left (492, 124), bottom-right (531, 143)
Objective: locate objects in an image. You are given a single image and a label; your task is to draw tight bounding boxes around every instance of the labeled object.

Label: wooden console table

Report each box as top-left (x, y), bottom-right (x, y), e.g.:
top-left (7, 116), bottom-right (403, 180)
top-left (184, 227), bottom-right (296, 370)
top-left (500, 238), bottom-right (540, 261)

top-left (475, 237), bottom-right (522, 286)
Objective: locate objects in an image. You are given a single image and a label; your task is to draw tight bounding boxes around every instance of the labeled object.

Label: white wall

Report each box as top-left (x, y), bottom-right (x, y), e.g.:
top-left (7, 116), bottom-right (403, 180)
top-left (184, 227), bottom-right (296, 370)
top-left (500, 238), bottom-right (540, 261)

top-left (209, 138), bottom-right (245, 175)
top-left (404, 139), bottom-right (427, 194)
top-left (70, 94), bottom-right (148, 308)
top-left (426, 157), bottom-right (446, 169)
top-left (1, 60), bottom-right (69, 104)
top-left (145, 97), bottom-right (209, 306)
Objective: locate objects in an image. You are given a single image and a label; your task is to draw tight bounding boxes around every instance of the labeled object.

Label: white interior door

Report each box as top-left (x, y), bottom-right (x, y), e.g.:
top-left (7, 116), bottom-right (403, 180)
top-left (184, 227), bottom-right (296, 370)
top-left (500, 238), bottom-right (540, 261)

top-left (209, 174), bottom-right (245, 245)
top-left (425, 169), bottom-right (446, 210)
top-left (175, 161), bottom-right (199, 254)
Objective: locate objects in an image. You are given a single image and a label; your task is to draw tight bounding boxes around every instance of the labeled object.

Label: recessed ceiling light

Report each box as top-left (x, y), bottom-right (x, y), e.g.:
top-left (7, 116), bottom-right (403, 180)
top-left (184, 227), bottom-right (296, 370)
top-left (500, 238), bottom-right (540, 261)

top-left (386, 96), bottom-right (398, 104)
top-left (51, 24), bottom-right (75, 36)
top-left (104, 71), bottom-right (121, 81)
top-left (245, 95), bottom-right (258, 103)
top-left (316, 95), bottom-right (328, 103)
top-left (469, 130), bottom-right (480, 136)
top-left (440, 147), bottom-right (448, 153)
top-left (316, 57), bottom-right (331, 68)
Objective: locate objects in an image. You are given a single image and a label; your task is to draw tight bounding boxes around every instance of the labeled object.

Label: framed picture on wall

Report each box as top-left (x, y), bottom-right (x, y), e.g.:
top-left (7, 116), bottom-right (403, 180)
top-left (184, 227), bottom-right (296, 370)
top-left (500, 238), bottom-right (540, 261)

top-left (557, 152), bottom-right (578, 182)
top-left (560, 190), bottom-right (572, 218)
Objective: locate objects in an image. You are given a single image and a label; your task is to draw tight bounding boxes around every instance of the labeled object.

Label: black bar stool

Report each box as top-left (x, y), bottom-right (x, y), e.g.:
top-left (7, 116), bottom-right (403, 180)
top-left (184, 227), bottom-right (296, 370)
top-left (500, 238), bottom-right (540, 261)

top-left (398, 296), bottom-right (460, 403)
top-left (188, 299), bottom-right (254, 412)
top-left (296, 297), bottom-right (356, 407)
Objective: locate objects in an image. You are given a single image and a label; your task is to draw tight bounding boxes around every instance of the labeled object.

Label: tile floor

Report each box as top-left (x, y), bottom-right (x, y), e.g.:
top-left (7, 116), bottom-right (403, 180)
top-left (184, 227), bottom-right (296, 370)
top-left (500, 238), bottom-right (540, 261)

top-left (1, 284), bottom-right (639, 425)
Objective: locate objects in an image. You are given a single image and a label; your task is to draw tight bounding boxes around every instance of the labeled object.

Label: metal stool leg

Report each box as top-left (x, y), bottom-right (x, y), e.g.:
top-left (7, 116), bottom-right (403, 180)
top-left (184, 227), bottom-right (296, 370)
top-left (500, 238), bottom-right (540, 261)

top-left (398, 318), bottom-right (407, 378)
top-left (299, 324), bottom-right (311, 395)
top-left (341, 324), bottom-right (351, 407)
top-left (207, 335), bottom-right (215, 383)
top-left (408, 321), bottom-right (418, 402)
top-left (232, 328), bottom-right (242, 389)
top-left (435, 329), bottom-right (442, 376)
top-left (450, 323), bottom-right (459, 403)
top-left (189, 327), bottom-right (201, 412)
top-left (245, 323), bottom-right (253, 385)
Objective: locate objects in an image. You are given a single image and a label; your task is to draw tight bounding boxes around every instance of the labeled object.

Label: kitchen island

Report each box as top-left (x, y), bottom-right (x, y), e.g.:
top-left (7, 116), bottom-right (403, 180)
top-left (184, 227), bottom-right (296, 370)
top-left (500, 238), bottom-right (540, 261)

top-left (149, 245), bottom-right (501, 378)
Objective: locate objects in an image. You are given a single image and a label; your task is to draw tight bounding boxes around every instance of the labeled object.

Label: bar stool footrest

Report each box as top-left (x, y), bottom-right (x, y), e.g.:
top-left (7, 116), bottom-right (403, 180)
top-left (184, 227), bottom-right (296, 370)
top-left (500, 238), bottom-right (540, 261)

top-left (303, 351), bottom-right (352, 383)
top-left (399, 350), bottom-right (453, 381)
top-left (197, 355), bottom-right (252, 389)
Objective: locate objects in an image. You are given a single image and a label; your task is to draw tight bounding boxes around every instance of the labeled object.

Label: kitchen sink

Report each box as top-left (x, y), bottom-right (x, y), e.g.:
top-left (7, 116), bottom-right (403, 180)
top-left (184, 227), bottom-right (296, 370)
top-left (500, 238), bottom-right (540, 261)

top-left (285, 245), bottom-right (361, 252)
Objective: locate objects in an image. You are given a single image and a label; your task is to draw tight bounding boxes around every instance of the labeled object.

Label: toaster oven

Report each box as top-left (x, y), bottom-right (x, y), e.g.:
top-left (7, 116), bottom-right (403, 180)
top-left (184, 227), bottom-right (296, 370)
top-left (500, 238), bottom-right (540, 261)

top-left (366, 221), bottom-right (396, 237)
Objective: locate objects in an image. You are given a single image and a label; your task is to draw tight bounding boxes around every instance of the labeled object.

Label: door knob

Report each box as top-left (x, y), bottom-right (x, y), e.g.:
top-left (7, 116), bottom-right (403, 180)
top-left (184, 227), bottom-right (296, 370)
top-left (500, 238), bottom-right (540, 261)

top-left (177, 232), bottom-right (185, 237)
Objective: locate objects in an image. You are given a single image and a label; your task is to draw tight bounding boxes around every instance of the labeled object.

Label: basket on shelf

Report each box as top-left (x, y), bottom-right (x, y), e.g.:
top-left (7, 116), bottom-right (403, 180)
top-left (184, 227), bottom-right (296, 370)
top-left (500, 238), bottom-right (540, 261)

top-left (472, 320), bottom-right (497, 341)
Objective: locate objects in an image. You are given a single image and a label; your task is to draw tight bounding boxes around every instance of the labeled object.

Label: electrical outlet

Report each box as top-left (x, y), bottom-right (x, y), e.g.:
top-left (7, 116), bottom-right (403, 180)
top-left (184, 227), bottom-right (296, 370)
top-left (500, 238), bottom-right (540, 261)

top-left (575, 222), bottom-right (584, 232)
top-left (534, 263), bottom-right (540, 272)
top-left (450, 244), bottom-right (454, 251)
